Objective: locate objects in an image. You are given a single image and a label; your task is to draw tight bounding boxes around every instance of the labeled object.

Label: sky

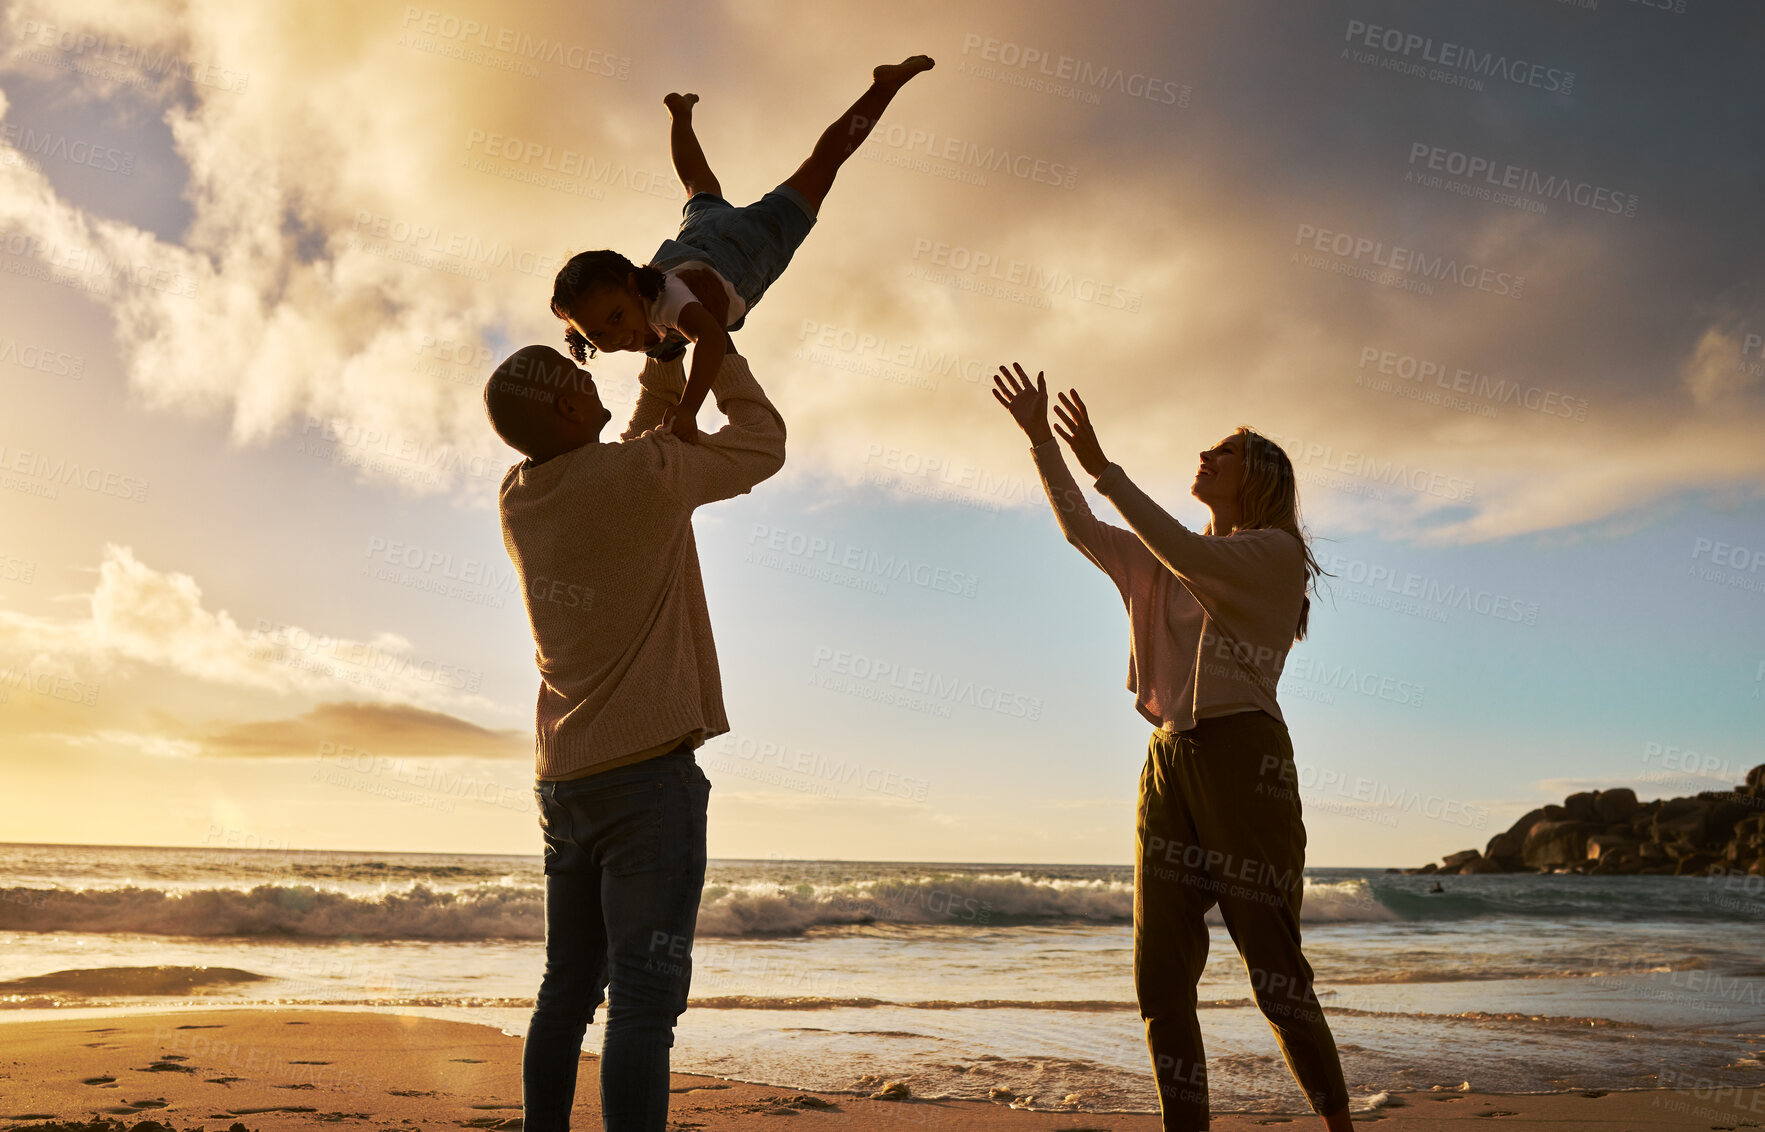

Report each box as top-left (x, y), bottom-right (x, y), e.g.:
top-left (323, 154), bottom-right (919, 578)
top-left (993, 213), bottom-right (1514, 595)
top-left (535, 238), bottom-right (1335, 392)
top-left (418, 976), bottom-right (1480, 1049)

top-left (0, 0), bottom-right (1760, 866)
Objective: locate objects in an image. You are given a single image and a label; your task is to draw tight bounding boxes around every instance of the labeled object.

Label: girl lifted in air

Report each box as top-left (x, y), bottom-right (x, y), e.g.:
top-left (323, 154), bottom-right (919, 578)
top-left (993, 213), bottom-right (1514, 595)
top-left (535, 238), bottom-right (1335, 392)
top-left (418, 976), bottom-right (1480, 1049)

top-left (549, 55), bottom-right (935, 441)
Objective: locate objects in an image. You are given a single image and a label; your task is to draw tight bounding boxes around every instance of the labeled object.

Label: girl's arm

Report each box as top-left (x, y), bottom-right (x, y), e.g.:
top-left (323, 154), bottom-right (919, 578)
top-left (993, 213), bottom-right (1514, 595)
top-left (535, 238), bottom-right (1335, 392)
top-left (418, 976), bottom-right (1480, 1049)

top-left (666, 301), bottom-right (729, 442)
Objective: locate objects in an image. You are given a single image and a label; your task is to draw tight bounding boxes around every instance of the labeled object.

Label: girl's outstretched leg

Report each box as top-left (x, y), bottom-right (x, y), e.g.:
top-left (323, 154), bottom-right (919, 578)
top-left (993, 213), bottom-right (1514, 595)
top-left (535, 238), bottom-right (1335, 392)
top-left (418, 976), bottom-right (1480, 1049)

top-left (666, 92), bottom-right (720, 199)
top-left (783, 54), bottom-right (934, 213)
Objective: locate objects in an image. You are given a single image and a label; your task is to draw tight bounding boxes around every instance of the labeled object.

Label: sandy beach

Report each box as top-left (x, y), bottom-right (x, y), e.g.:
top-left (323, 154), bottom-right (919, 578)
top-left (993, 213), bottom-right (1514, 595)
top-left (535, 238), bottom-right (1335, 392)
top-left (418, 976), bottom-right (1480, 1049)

top-left (0, 1009), bottom-right (1758, 1131)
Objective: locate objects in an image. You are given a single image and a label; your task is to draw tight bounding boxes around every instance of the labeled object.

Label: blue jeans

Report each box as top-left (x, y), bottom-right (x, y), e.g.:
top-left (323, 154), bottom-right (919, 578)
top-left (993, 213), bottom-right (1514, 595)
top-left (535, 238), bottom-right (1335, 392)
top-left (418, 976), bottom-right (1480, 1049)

top-left (522, 747), bottom-right (711, 1132)
top-left (648, 182), bottom-right (818, 333)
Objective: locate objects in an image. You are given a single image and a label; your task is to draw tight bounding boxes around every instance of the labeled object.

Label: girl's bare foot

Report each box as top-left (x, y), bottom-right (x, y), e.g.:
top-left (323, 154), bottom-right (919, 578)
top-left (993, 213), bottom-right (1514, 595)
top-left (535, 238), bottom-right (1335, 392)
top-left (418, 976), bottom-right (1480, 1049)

top-left (873, 55), bottom-right (934, 88)
top-left (664, 92), bottom-right (699, 117)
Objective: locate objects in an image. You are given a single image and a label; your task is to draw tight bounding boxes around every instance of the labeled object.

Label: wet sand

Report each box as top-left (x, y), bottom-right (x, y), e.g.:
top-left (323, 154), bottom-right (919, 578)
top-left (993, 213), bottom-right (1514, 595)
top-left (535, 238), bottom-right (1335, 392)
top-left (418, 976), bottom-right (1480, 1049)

top-left (0, 1009), bottom-right (1758, 1130)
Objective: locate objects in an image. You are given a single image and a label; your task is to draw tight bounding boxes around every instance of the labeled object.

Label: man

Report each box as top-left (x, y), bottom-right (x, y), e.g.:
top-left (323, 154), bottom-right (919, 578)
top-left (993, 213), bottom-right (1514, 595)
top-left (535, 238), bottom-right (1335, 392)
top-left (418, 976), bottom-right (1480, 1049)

top-left (484, 299), bottom-right (784, 1130)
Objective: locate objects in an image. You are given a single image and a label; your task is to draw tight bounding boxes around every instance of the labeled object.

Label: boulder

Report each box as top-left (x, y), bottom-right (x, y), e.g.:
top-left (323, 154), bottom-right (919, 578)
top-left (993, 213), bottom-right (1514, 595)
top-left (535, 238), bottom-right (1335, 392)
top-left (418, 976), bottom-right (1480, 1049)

top-left (1638, 841), bottom-right (1668, 861)
top-left (1522, 820), bottom-right (1598, 869)
top-left (1542, 804), bottom-right (1569, 822)
top-left (1564, 792), bottom-right (1600, 822)
top-left (1590, 850), bottom-right (1639, 876)
top-left (1461, 855), bottom-right (1505, 874)
top-left (1674, 853), bottom-right (1722, 876)
top-left (1593, 788), bottom-right (1639, 824)
top-left (1483, 831), bottom-right (1524, 865)
top-left (1440, 849), bottom-right (1482, 872)
top-left (1708, 799), bottom-right (1755, 837)
top-left (1746, 763), bottom-right (1765, 792)
top-left (1653, 799), bottom-right (1714, 847)
top-left (1501, 807), bottom-right (1547, 843)
top-left (1585, 832), bottom-right (1638, 861)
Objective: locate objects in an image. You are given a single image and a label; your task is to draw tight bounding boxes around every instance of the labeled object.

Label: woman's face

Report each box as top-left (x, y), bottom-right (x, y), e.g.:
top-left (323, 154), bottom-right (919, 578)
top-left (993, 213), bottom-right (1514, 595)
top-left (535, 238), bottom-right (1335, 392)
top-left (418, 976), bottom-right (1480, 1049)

top-left (1191, 433), bottom-right (1244, 504)
top-left (564, 275), bottom-right (647, 354)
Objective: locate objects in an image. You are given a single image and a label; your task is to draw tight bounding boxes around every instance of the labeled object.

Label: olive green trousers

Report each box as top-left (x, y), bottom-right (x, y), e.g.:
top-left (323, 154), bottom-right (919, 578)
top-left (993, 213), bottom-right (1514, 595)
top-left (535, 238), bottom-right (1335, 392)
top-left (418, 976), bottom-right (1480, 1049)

top-left (1135, 710), bottom-right (1350, 1129)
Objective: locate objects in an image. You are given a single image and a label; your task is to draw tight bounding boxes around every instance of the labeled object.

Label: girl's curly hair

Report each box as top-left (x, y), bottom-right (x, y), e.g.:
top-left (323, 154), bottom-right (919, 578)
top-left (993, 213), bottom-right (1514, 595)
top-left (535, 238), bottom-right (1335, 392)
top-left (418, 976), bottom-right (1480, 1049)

top-left (550, 251), bottom-right (667, 363)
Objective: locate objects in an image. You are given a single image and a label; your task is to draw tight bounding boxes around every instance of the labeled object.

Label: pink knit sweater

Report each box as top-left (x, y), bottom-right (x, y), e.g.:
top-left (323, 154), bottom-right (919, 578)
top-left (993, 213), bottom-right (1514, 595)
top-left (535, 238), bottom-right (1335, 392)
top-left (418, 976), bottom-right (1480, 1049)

top-left (1030, 439), bottom-right (1306, 732)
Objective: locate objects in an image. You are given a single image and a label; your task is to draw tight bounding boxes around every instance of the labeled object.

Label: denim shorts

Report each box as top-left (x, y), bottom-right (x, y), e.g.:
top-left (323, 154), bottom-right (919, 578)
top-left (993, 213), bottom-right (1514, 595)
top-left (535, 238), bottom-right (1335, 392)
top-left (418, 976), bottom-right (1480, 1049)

top-left (648, 183), bottom-right (818, 332)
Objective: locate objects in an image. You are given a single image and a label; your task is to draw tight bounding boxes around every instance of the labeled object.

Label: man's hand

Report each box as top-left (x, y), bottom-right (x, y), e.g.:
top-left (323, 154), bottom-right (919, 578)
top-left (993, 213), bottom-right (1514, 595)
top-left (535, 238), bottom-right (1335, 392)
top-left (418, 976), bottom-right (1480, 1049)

top-left (992, 362), bottom-right (1054, 444)
top-left (1053, 388), bottom-right (1110, 478)
top-left (673, 266), bottom-right (731, 329)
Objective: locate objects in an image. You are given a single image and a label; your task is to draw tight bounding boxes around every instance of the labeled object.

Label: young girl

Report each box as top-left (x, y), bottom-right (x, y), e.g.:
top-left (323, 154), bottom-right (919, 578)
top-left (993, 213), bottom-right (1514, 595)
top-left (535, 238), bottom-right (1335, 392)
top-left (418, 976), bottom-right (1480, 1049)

top-left (550, 55), bottom-right (935, 441)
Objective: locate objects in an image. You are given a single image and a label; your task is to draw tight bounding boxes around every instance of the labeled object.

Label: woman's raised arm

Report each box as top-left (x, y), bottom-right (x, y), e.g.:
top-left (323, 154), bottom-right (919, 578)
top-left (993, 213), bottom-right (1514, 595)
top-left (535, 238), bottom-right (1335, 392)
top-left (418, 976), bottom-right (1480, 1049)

top-left (993, 363), bottom-right (1146, 586)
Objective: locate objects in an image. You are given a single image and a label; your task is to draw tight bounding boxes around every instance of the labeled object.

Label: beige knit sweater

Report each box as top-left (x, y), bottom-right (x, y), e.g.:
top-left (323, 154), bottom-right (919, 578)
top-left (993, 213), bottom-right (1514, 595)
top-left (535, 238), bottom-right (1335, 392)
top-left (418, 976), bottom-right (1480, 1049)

top-left (1031, 439), bottom-right (1306, 732)
top-left (498, 352), bottom-right (786, 778)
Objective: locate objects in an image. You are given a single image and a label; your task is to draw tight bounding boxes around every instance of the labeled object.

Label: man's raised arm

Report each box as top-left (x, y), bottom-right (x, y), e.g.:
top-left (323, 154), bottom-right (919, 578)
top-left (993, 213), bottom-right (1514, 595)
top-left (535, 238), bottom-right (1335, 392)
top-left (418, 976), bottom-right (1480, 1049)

top-left (657, 351), bottom-right (786, 506)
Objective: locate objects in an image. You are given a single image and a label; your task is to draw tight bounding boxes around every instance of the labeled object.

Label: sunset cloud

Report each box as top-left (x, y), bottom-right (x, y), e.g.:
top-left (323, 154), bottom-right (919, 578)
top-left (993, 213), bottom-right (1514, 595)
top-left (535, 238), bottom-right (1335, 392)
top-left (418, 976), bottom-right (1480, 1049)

top-left (0, 544), bottom-right (496, 713)
top-left (2, 1), bottom-right (1761, 544)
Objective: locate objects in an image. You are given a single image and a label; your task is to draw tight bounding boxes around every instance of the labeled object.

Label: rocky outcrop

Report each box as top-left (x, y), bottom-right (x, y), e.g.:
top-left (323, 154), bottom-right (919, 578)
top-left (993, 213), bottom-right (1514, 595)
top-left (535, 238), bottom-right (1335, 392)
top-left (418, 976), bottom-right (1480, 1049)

top-left (1405, 767), bottom-right (1765, 876)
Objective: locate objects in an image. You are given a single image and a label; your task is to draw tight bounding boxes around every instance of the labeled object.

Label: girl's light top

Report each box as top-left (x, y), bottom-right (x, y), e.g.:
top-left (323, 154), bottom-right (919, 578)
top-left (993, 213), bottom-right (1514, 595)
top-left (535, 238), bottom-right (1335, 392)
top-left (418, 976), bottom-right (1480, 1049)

top-left (645, 262), bottom-right (748, 337)
top-left (1030, 438), bottom-right (1306, 732)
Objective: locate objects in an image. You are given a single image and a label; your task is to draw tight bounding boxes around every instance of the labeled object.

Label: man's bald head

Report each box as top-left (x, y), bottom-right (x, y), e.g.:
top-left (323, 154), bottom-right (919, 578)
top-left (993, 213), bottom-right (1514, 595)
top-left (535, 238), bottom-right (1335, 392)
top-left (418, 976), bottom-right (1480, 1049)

top-left (484, 344), bottom-right (607, 460)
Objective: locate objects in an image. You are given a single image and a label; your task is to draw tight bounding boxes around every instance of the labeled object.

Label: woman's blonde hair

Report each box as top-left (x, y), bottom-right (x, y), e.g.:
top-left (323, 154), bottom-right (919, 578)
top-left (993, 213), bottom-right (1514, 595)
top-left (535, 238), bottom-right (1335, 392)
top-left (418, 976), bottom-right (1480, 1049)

top-left (1204, 427), bottom-right (1332, 642)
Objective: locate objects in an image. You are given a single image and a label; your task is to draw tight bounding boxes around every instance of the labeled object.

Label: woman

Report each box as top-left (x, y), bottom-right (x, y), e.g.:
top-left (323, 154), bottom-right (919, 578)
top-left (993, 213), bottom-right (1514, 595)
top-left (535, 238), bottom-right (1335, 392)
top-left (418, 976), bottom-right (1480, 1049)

top-left (991, 363), bottom-right (1353, 1132)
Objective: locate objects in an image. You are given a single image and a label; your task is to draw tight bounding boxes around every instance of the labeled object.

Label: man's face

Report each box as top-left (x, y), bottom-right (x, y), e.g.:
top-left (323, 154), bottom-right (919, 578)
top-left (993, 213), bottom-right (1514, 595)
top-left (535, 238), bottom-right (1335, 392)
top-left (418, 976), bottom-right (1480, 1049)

top-left (558, 378), bottom-right (612, 441)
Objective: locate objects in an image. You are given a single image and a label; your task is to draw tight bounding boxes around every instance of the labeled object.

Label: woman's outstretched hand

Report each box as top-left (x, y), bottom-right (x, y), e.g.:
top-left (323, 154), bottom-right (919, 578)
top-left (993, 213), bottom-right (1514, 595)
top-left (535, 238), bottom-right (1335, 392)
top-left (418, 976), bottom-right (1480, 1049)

top-left (992, 363), bottom-right (1054, 444)
top-left (1054, 388), bottom-right (1110, 478)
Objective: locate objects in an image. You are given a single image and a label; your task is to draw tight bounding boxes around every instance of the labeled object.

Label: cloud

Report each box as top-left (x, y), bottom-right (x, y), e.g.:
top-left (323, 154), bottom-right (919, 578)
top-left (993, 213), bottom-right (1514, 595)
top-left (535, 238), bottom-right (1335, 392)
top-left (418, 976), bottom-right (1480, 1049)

top-left (0, 544), bottom-right (494, 713)
top-left (189, 699), bottom-right (528, 759)
top-left (1, 0), bottom-right (1761, 543)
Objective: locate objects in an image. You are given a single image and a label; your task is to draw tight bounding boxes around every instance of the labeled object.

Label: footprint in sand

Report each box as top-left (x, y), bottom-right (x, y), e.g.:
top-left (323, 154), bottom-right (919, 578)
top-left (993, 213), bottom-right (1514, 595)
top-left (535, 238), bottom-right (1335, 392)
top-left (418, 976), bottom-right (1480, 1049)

top-left (176, 1024), bottom-right (226, 1030)
top-left (82, 1075), bottom-right (116, 1086)
top-left (205, 1076), bottom-right (244, 1085)
top-left (141, 1060), bottom-right (198, 1073)
top-left (289, 1059), bottom-right (332, 1064)
top-left (229, 1105), bottom-right (320, 1115)
top-left (450, 1058), bottom-right (487, 1064)
top-left (275, 1083), bottom-right (318, 1090)
top-left (102, 1100), bottom-right (169, 1114)
top-left (1474, 1112), bottom-right (1519, 1119)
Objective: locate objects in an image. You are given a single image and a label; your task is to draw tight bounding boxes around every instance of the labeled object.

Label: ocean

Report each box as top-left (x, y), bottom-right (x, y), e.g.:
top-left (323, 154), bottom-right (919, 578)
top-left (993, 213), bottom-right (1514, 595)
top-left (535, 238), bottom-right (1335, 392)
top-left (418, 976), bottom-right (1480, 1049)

top-left (3, 843), bottom-right (1763, 1113)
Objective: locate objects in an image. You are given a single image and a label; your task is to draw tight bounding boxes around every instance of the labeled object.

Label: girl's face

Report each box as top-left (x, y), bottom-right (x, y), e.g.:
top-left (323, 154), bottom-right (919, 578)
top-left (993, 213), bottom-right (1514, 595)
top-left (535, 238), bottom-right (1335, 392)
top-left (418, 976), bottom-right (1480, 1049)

top-left (564, 275), bottom-right (647, 354)
top-left (1191, 434), bottom-right (1244, 504)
